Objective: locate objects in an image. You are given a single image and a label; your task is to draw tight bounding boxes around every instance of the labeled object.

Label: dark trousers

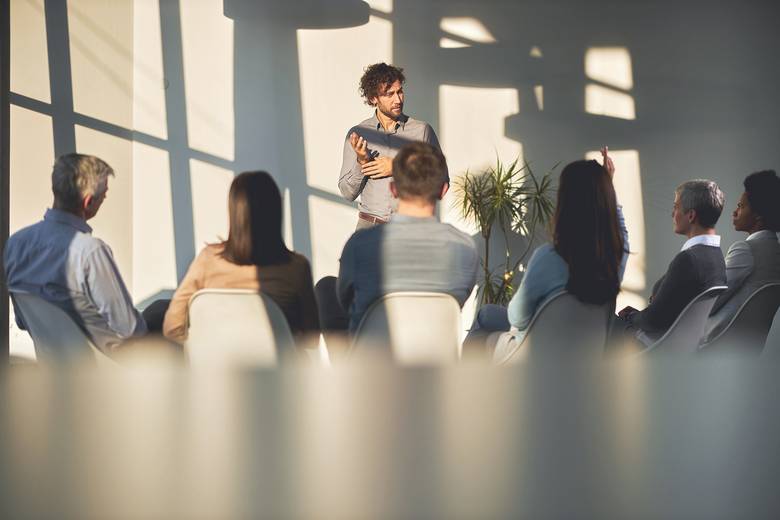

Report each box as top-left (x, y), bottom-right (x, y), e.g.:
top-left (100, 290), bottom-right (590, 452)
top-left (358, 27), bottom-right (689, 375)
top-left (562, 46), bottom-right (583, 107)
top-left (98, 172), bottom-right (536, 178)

top-left (314, 276), bottom-right (350, 359)
top-left (141, 299), bottom-right (171, 333)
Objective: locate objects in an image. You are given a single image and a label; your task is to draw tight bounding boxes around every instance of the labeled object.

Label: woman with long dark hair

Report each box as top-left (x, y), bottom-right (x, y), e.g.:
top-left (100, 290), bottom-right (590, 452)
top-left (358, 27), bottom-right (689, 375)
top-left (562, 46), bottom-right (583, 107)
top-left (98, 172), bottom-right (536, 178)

top-left (467, 149), bottom-right (628, 351)
top-left (163, 171), bottom-right (319, 348)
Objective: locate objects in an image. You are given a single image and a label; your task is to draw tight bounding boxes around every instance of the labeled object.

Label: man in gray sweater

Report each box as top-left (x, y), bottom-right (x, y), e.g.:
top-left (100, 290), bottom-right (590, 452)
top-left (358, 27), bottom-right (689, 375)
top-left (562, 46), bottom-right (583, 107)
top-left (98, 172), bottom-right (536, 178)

top-left (317, 143), bottom-right (478, 353)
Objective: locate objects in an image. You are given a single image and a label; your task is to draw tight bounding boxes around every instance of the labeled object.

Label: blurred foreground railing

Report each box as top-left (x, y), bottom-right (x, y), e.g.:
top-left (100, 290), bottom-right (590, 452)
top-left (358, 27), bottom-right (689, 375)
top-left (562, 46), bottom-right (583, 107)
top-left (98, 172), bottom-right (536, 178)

top-left (2, 359), bottom-right (780, 518)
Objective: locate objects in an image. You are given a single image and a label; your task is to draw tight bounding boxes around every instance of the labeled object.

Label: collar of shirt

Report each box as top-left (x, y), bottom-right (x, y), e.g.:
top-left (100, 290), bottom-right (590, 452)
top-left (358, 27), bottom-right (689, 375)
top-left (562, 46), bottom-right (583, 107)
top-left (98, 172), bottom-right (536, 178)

top-left (372, 111), bottom-right (407, 133)
top-left (391, 214), bottom-right (437, 224)
top-left (44, 208), bottom-right (92, 234)
top-left (681, 234), bottom-right (720, 251)
top-left (746, 229), bottom-right (778, 242)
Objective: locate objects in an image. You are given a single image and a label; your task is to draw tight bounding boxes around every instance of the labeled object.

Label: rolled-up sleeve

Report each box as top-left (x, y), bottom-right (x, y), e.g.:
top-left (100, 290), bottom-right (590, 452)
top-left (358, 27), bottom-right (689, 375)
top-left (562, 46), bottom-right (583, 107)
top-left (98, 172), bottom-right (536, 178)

top-left (85, 243), bottom-right (147, 340)
top-left (338, 130), bottom-right (367, 201)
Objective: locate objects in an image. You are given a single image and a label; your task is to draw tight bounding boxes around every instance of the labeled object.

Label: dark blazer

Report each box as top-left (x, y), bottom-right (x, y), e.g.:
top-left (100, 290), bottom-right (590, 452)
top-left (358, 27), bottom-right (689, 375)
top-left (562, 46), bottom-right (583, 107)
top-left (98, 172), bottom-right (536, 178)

top-left (629, 244), bottom-right (726, 336)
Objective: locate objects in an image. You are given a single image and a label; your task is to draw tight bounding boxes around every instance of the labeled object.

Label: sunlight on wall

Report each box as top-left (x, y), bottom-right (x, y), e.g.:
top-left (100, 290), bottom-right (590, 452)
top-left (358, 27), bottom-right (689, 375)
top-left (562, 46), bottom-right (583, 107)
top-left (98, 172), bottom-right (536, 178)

top-left (368, 0), bottom-right (393, 13)
top-left (10, 0), bottom-right (50, 102)
top-left (586, 149), bottom-right (646, 311)
top-left (189, 159), bottom-right (233, 253)
top-left (180, 0), bottom-right (235, 161)
top-left (585, 47), bottom-right (635, 120)
top-left (440, 37), bottom-right (469, 49)
top-left (75, 125), bottom-right (134, 288)
top-left (132, 0), bottom-right (168, 139)
top-left (68, 0), bottom-right (134, 128)
top-left (439, 85), bottom-right (522, 336)
top-left (586, 47), bottom-right (633, 90)
top-left (9, 106), bottom-right (54, 232)
top-left (439, 17), bottom-right (497, 48)
top-left (438, 85), bottom-right (522, 235)
top-left (297, 14), bottom-right (392, 196)
top-left (533, 85), bottom-right (544, 110)
top-left (307, 197), bottom-right (357, 281)
top-left (132, 143), bottom-right (177, 302)
top-left (283, 188), bottom-right (294, 250)
top-left (585, 85), bottom-right (636, 120)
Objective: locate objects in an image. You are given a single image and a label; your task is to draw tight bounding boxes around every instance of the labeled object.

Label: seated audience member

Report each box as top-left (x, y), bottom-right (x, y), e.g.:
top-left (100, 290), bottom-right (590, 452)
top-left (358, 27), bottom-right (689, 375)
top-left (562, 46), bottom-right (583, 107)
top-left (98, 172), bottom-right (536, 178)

top-left (316, 142), bottom-right (478, 346)
top-left (465, 149), bottom-right (629, 354)
top-left (3, 153), bottom-right (148, 353)
top-left (163, 171), bottom-right (320, 350)
top-left (702, 170), bottom-right (780, 343)
top-left (617, 179), bottom-right (726, 346)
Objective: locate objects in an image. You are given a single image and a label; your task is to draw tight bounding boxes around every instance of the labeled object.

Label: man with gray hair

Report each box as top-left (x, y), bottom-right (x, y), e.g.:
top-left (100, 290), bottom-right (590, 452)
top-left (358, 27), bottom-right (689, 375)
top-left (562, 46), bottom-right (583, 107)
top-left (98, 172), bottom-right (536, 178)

top-left (4, 153), bottom-right (147, 353)
top-left (617, 179), bottom-right (727, 346)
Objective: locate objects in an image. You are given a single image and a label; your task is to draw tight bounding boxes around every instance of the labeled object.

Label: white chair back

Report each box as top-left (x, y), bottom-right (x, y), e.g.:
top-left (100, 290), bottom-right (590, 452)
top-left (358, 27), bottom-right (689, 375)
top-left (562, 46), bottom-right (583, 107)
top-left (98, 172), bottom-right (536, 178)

top-left (10, 291), bottom-right (114, 366)
top-left (494, 291), bottom-right (613, 364)
top-left (643, 286), bottom-right (727, 354)
top-left (350, 292), bottom-right (461, 365)
top-left (186, 289), bottom-right (295, 366)
top-left (700, 283), bottom-right (780, 356)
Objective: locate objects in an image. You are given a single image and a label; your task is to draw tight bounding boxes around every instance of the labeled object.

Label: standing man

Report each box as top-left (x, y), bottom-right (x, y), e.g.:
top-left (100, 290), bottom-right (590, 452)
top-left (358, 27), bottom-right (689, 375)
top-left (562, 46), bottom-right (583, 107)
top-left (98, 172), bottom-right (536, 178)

top-left (338, 62), bottom-right (447, 229)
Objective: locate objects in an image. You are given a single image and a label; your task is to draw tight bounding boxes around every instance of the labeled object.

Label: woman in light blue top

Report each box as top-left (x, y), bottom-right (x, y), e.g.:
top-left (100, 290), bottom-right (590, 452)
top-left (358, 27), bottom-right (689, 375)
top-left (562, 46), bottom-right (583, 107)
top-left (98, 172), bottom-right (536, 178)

top-left (470, 149), bottom-right (629, 345)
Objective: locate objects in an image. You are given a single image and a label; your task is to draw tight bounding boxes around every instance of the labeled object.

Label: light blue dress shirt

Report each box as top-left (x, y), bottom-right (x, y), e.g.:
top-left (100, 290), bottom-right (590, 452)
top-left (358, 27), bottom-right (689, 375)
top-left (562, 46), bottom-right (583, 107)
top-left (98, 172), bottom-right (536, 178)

top-left (4, 208), bottom-right (146, 351)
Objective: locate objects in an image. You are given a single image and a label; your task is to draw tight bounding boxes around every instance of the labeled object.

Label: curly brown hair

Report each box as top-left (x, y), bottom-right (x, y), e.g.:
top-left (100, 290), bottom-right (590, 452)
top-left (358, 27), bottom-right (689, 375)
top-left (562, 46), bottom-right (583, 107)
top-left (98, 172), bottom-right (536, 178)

top-left (359, 63), bottom-right (405, 106)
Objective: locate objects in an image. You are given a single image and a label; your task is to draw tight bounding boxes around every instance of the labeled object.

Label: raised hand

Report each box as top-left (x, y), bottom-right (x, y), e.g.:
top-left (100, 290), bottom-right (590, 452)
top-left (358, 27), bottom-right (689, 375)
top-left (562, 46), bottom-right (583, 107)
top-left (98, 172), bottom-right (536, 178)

top-left (601, 146), bottom-right (615, 179)
top-left (361, 156), bottom-right (393, 179)
top-left (349, 132), bottom-right (371, 165)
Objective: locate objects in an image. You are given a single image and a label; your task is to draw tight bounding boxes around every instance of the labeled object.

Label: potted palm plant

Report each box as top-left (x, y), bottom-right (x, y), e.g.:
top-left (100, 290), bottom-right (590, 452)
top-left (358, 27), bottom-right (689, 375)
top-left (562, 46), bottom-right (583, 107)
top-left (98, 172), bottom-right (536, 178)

top-left (453, 156), bottom-right (556, 306)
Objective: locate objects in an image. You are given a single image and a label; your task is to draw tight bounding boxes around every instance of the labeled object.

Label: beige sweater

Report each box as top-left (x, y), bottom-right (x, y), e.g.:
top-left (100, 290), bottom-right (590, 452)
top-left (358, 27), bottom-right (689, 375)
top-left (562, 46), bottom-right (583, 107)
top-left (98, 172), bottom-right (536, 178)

top-left (163, 244), bottom-right (320, 344)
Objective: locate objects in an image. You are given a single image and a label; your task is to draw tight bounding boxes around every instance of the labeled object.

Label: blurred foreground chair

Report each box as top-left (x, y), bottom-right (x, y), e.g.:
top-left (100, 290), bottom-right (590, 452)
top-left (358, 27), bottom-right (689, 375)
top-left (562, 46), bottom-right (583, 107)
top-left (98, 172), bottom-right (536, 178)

top-left (493, 291), bottom-right (613, 365)
top-left (10, 291), bottom-right (115, 366)
top-left (349, 292), bottom-right (461, 365)
top-left (763, 307), bottom-right (780, 356)
top-left (641, 286), bottom-right (727, 354)
top-left (698, 283), bottom-right (780, 356)
top-left (186, 289), bottom-right (295, 366)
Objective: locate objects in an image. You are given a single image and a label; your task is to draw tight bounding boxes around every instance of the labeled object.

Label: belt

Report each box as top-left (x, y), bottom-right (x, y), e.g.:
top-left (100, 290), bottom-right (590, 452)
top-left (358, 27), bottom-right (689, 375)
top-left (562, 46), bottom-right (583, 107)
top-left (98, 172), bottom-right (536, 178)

top-left (358, 212), bottom-right (388, 224)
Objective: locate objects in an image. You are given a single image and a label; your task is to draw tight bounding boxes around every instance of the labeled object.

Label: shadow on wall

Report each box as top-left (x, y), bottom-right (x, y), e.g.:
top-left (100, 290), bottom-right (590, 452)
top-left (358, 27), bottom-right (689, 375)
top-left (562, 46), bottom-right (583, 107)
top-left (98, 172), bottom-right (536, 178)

top-left (23, 0), bottom-right (780, 304)
top-left (226, 0), bottom-right (371, 264)
top-left (393, 0), bottom-right (780, 298)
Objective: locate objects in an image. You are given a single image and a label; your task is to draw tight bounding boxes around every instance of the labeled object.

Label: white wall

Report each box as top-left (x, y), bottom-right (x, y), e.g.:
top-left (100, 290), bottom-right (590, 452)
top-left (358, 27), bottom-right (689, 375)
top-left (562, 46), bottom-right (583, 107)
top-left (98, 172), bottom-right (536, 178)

top-left (8, 0), bottom-right (780, 354)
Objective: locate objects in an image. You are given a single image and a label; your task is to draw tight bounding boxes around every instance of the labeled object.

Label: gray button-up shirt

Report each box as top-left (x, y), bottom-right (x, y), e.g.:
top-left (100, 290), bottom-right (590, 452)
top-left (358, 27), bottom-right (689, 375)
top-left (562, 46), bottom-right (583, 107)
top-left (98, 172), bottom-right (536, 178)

top-left (4, 208), bottom-right (147, 352)
top-left (338, 113), bottom-right (448, 220)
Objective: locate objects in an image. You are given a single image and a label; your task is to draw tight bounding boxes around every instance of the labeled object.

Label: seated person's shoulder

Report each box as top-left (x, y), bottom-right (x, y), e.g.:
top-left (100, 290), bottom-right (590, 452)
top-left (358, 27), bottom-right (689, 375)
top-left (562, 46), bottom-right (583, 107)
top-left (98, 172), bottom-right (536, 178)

top-left (288, 251), bottom-right (312, 269)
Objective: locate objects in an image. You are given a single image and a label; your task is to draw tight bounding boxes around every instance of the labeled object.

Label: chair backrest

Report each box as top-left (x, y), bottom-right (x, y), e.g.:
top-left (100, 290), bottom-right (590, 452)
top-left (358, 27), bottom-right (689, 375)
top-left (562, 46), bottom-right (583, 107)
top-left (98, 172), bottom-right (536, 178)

top-left (699, 283), bottom-right (780, 356)
top-left (349, 292), bottom-right (462, 365)
top-left (643, 286), bottom-right (727, 354)
top-left (764, 307), bottom-right (780, 356)
top-left (186, 289), bottom-right (295, 366)
top-left (10, 291), bottom-right (113, 366)
top-left (494, 291), bottom-right (613, 365)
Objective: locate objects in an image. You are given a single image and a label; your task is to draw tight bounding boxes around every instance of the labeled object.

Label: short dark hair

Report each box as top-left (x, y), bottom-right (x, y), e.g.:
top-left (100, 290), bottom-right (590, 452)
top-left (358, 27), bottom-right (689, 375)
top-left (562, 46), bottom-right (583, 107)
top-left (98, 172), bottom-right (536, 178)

top-left (392, 143), bottom-right (447, 203)
top-left (220, 171), bottom-right (291, 266)
top-left (675, 179), bottom-right (725, 228)
top-left (744, 170), bottom-right (780, 231)
top-left (359, 63), bottom-right (405, 106)
top-left (52, 154), bottom-right (114, 212)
